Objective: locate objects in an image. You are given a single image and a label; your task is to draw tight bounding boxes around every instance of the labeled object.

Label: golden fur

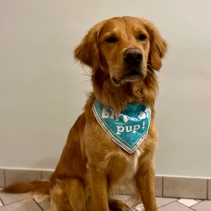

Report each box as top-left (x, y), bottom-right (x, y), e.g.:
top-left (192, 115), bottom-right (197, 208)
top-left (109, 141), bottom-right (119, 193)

top-left (2, 16), bottom-right (167, 211)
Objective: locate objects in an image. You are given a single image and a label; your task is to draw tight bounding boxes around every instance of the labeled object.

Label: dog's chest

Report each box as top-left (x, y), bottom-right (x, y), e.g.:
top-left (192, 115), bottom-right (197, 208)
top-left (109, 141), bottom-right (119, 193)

top-left (106, 148), bottom-right (142, 186)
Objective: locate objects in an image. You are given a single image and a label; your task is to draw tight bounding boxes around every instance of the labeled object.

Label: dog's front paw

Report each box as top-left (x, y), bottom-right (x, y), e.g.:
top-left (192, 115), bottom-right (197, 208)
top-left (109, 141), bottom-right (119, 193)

top-left (109, 199), bottom-right (133, 211)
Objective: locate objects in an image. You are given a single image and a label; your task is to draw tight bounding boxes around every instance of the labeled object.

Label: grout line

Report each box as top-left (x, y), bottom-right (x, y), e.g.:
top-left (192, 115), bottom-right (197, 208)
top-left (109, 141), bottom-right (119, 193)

top-left (189, 207), bottom-right (196, 211)
top-left (158, 200), bottom-right (198, 210)
top-left (33, 198), bottom-right (44, 211)
top-left (189, 200), bottom-right (206, 210)
top-left (178, 199), bottom-right (201, 208)
top-left (157, 198), bottom-right (179, 209)
top-left (177, 200), bottom-right (196, 210)
top-left (1, 198), bottom-right (28, 207)
top-left (0, 198), bottom-right (4, 206)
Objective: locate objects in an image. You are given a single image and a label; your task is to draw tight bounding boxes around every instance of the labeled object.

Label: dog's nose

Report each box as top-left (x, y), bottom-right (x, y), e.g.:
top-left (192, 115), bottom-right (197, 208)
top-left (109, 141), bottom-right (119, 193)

top-left (123, 48), bottom-right (143, 65)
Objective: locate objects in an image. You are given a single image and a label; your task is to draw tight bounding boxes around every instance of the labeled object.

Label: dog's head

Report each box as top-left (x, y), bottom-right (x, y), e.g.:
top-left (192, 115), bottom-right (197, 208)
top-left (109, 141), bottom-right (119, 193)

top-left (74, 16), bottom-right (167, 87)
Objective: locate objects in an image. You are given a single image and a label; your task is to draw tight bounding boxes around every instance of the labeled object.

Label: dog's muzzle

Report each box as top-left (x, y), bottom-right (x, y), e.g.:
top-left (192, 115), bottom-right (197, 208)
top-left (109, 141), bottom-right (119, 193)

top-left (123, 48), bottom-right (143, 66)
top-left (112, 48), bottom-right (144, 85)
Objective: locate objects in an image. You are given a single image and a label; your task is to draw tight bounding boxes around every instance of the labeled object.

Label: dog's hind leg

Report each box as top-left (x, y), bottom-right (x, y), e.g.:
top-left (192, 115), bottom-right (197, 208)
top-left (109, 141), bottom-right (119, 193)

top-left (48, 178), bottom-right (85, 211)
top-left (48, 184), bottom-right (71, 211)
top-left (66, 179), bottom-right (86, 211)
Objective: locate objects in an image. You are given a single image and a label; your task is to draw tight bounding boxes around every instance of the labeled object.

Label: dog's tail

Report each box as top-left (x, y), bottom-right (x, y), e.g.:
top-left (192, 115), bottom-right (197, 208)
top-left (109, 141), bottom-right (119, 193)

top-left (1, 180), bottom-right (50, 196)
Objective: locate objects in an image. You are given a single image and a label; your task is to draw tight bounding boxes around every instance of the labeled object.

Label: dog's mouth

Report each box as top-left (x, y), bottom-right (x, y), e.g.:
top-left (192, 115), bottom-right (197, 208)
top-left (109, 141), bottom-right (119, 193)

top-left (112, 69), bottom-right (144, 86)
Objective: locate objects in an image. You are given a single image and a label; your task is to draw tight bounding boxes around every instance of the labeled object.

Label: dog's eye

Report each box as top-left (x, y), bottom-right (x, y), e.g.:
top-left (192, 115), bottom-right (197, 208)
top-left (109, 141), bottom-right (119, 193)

top-left (138, 34), bottom-right (147, 41)
top-left (105, 36), bottom-right (118, 43)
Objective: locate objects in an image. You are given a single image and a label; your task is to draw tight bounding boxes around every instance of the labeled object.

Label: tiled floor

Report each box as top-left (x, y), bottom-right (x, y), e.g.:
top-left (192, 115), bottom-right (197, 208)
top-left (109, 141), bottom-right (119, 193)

top-left (0, 189), bottom-right (210, 211)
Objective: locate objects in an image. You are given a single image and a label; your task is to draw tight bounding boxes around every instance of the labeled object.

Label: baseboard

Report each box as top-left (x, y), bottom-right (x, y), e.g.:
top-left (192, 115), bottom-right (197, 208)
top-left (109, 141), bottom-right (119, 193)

top-left (155, 175), bottom-right (210, 200)
top-left (0, 169), bottom-right (210, 200)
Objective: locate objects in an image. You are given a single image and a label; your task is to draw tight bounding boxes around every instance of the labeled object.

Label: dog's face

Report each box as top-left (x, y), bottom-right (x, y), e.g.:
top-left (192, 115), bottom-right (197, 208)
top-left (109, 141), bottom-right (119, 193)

top-left (75, 16), bottom-right (167, 87)
top-left (98, 17), bottom-right (150, 86)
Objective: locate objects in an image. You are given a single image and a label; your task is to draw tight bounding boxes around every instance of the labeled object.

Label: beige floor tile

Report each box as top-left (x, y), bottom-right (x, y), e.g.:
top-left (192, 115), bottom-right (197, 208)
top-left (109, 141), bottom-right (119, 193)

top-left (0, 170), bottom-right (4, 188)
top-left (5, 170), bottom-right (41, 186)
top-left (0, 192), bottom-right (30, 205)
top-left (39, 200), bottom-right (50, 210)
top-left (135, 203), bottom-right (144, 211)
top-left (163, 177), bottom-right (207, 199)
top-left (0, 199), bottom-right (42, 211)
top-left (156, 197), bottom-right (178, 208)
top-left (33, 194), bottom-right (49, 203)
top-left (158, 201), bottom-right (193, 211)
top-left (192, 200), bottom-right (211, 211)
top-left (0, 199), bottom-right (3, 207)
top-left (196, 200), bottom-right (202, 203)
top-left (178, 198), bottom-right (199, 207)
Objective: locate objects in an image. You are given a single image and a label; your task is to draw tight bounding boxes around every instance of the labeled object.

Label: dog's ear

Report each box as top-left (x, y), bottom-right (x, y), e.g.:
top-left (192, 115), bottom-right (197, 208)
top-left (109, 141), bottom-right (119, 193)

top-left (74, 21), bottom-right (105, 70)
top-left (143, 19), bottom-right (168, 71)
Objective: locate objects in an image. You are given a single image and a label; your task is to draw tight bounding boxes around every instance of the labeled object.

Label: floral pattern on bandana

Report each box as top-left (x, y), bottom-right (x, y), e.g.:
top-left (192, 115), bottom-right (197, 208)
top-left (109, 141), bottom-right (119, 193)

top-left (92, 100), bottom-right (151, 154)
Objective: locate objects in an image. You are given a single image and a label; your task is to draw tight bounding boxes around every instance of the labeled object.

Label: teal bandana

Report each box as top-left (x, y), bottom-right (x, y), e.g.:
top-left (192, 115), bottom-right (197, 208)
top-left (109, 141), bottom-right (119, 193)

top-left (92, 100), bottom-right (151, 154)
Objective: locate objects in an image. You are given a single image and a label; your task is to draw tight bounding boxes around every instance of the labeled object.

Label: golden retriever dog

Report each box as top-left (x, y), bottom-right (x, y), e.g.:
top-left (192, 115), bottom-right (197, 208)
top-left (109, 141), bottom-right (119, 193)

top-left (2, 16), bottom-right (167, 211)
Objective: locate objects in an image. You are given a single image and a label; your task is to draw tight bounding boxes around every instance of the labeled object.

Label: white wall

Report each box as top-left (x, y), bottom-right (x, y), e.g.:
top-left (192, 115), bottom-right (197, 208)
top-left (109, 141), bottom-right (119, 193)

top-left (0, 0), bottom-right (211, 177)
